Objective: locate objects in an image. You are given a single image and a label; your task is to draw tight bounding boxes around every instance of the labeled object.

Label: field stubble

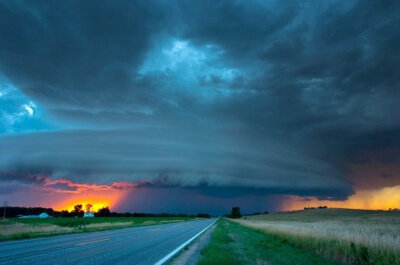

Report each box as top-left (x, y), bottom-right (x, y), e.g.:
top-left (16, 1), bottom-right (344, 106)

top-left (236, 208), bottom-right (400, 265)
top-left (0, 216), bottom-right (195, 241)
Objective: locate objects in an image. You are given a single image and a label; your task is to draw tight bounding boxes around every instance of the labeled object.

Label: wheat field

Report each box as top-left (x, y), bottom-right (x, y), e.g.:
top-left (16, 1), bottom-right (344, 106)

top-left (234, 208), bottom-right (400, 264)
top-left (0, 223), bottom-right (73, 236)
top-left (236, 218), bottom-right (400, 251)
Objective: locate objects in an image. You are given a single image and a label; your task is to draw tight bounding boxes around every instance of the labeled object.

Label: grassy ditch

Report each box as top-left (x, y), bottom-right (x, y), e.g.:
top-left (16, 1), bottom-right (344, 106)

top-left (198, 219), bottom-right (342, 265)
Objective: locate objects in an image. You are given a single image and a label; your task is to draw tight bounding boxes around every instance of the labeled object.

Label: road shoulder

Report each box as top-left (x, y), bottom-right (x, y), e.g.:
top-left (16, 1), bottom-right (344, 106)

top-left (169, 222), bottom-right (217, 265)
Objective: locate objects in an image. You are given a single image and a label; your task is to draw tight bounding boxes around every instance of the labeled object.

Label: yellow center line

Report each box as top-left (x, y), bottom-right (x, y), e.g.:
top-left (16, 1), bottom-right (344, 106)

top-left (74, 238), bottom-right (109, 246)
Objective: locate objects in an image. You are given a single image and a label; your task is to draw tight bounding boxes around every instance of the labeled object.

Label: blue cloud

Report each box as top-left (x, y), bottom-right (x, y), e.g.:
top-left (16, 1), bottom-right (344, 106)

top-left (139, 38), bottom-right (248, 100)
top-left (0, 79), bottom-right (56, 134)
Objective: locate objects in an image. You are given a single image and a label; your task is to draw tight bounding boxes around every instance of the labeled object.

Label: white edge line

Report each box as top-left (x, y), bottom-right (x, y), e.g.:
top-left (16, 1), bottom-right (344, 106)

top-left (154, 219), bottom-right (218, 265)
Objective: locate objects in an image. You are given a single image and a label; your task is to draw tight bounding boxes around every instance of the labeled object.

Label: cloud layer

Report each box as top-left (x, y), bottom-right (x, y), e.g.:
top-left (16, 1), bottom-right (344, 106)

top-left (1, 0), bottom-right (400, 211)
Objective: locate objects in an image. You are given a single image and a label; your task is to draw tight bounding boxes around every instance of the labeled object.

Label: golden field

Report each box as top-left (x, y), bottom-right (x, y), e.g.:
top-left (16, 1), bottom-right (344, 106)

top-left (235, 208), bottom-right (400, 265)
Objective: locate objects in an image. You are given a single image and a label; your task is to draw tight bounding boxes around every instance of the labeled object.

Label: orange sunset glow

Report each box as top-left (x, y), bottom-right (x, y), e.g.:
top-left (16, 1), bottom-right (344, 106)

top-left (39, 178), bottom-right (136, 212)
top-left (282, 185), bottom-right (400, 211)
top-left (55, 199), bottom-right (112, 212)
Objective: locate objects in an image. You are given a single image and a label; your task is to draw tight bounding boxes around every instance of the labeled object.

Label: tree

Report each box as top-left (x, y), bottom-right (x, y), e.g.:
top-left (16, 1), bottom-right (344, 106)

top-left (59, 210), bottom-right (71, 217)
top-left (72, 204), bottom-right (84, 217)
top-left (196, 213), bottom-right (211, 218)
top-left (85, 203), bottom-right (93, 212)
top-left (96, 207), bottom-right (111, 217)
top-left (230, 207), bottom-right (242, 218)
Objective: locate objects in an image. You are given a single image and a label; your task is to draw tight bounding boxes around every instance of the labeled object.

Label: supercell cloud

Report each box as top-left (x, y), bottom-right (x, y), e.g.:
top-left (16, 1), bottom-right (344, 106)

top-left (0, 0), bottom-right (400, 213)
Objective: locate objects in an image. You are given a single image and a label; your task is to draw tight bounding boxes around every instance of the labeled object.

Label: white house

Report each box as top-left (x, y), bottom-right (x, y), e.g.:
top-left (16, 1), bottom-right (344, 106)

top-left (83, 212), bottom-right (95, 218)
top-left (39, 212), bottom-right (51, 218)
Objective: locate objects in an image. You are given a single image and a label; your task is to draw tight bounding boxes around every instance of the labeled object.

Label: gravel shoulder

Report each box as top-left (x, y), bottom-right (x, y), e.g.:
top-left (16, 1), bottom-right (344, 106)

top-left (169, 223), bottom-right (217, 265)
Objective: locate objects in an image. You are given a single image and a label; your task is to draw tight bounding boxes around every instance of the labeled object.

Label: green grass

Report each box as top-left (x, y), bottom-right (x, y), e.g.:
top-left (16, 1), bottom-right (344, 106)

top-left (198, 219), bottom-right (342, 265)
top-left (0, 216), bottom-right (197, 241)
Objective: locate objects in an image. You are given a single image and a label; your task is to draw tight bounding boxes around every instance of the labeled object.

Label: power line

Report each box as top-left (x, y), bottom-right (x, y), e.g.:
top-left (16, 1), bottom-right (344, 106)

top-left (3, 201), bottom-right (8, 219)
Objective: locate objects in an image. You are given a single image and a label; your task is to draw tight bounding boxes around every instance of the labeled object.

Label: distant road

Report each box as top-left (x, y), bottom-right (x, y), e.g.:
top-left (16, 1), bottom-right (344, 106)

top-left (0, 218), bottom-right (217, 265)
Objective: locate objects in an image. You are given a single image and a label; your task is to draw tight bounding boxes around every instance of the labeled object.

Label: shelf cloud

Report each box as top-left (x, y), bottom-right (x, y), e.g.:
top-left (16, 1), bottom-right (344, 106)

top-left (1, 0), bottom-right (400, 212)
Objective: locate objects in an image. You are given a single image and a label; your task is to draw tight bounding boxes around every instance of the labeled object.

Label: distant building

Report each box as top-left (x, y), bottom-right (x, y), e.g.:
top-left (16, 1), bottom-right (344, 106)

top-left (84, 212), bottom-right (94, 218)
top-left (39, 212), bottom-right (51, 218)
top-left (18, 212), bottom-right (52, 218)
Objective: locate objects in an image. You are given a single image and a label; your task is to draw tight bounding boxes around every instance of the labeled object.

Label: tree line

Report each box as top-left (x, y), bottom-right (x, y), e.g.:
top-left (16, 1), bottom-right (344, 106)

top-left (0, 206), bottom-right (211, 218)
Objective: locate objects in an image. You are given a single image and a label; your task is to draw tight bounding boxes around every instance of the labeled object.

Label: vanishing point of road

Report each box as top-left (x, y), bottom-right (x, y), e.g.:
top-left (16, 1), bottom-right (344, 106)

top-left (0, 218), bottom-right (217, 265)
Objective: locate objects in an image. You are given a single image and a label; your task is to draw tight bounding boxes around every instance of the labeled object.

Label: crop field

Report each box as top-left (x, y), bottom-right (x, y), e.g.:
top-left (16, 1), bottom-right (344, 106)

top-left (234, 208), bottom-right (400, 265)
top-left (0, 216), bottom-right (197, 241)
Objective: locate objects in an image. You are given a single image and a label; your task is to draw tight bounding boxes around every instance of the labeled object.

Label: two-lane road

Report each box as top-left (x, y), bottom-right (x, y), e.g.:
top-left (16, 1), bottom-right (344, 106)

top-left (0, 218), bottom-right (217, 265)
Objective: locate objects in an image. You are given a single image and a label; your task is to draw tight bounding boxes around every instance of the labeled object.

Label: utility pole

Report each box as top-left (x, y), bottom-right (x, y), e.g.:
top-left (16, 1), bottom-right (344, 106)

top-left (3, 201), bottom-right (8, 219)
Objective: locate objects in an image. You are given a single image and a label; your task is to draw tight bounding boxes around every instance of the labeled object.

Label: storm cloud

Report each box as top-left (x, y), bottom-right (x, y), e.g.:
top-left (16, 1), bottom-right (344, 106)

top-left (1, 0), bottom-right (400, 211)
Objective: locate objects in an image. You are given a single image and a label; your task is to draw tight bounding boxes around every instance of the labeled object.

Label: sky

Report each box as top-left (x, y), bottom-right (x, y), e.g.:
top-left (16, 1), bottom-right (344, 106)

top-left (0, 0), bottom-right (400, 215)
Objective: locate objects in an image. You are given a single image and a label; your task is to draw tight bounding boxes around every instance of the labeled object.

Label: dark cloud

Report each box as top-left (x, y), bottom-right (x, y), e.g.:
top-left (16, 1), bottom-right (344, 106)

top-left (0, 127), bottom-right (351, 199)
top-left (0, 0), bottom-right (167, 109)
top-left (1, 0), bottom-right (400, 211)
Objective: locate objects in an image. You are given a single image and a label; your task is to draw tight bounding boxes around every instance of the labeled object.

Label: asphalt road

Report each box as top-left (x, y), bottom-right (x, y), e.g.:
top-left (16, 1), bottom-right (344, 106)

top-left (0, 218), bottom-right (216, 265)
